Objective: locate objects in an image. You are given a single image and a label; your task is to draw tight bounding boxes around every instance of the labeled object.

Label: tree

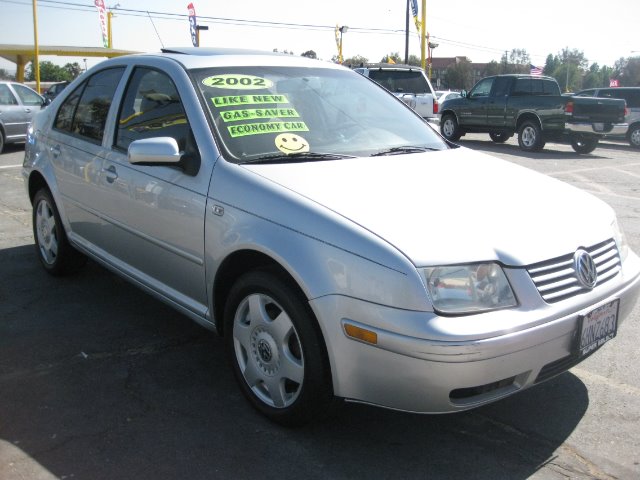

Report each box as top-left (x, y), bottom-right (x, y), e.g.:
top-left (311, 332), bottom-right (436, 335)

top-left (63, 62), bottom-right (83, 79)
top-left (381, 52), bottom-right (401, 64)
top-left (0, 68), bottom-right (14, 80)
top-left (445, 58), bottom-right (473, 90)
top-left (613, 56), bottom-right (640, 86)
top-left (301, 50), bottom-right (317, 59)
top-left (544, 54), bottom-right (559, 76)
top-left (500, 48), bottom-right (531, 74)
top-left (26, 60), bottom-right (70, 82)
top-left (407, 54), bottom-right (421, 67)
top-left (342, 55), bottom-right (368, 67)
top-left (483, 60), bottom-right (501, 76)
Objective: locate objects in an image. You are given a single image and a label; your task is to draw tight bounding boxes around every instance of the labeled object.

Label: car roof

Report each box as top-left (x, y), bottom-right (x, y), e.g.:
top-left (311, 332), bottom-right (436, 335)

top-left (92, 47), bottom-right (344, 71)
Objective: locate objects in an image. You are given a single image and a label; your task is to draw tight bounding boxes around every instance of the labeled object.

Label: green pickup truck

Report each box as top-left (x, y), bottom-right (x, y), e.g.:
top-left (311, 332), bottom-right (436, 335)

top-left (439, 74), bottom-right (628, 154)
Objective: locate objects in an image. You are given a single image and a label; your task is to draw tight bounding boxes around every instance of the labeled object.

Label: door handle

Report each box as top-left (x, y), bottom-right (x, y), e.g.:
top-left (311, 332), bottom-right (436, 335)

top-left (103, 165), bottom-right (118, 183)
top-left (50, 145), bottom-right (61, 158)
top-left (24, 108), bottom-right (32, 113)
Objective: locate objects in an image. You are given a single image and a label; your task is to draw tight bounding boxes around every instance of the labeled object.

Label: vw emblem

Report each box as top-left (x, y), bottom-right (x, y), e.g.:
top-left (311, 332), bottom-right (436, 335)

top-left (574, 250), bottom-right (597, 289)
top-left (257, 339), bottom-right (273, 363)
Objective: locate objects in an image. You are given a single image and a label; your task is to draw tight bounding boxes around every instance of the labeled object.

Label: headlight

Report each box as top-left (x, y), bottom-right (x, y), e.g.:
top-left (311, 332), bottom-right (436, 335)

top-left (612, 218), bottom-right (629, 262)
top-left (423, 263), bottom-right (517, 314)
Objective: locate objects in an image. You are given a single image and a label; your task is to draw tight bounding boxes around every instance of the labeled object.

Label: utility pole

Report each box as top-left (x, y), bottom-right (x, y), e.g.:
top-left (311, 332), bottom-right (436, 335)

top-left (404, 0), bottom-right (409, 64)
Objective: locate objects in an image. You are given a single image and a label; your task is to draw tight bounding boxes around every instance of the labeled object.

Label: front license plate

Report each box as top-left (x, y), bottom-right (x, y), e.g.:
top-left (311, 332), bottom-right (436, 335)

top-left (577, 299), bottom-right (619, 357)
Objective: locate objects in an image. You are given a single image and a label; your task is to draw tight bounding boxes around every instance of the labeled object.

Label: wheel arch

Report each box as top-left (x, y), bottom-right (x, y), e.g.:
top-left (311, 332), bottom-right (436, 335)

top-left (515, 111), bottom-right (542, 131)
top-left (27, 170), bottom-right (50, 205)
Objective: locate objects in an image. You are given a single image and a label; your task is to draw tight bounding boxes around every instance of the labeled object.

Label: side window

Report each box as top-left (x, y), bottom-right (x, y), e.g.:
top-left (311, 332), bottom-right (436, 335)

top-left (12, 84), bottom-right (42, 106)
top-left (531, 79), bottom-right (544, 95)
top-left (70, 68), bottom-right (124, 143)
top-left (542, 80), bottom-right (560, 95)
top-left (491, 77), bottom-right (511, 97)
top-left (116, 68), bottom-right (191, 152)
top-left (55, 83), bottom-right (84, 132)
top-left (610, 89), bottom-right (640, 108)
top-left (470, 78), bottom-right (494, 98)
top-left (0, 84), bottom-right (18, 105)
top-left (512, 78), bottom-right (532, 96)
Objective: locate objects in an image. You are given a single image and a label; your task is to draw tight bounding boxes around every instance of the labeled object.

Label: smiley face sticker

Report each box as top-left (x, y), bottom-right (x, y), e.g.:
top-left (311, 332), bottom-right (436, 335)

top-left (275, 133), bottom-right (309, 154)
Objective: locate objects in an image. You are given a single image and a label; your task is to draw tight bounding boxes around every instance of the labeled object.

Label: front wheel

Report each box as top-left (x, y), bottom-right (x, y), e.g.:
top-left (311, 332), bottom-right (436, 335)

top-left (224, 269), bottom-right (337, 426)
top-left (32, 188), bottom-right (86, 275)
top-left (571, 136), bottom-right (599, 154)
top-left (628, 124), bottom-right (640, 149)
top-left (440, 113), bottom-right (462, 142)
top-left (517, 121), bottom-right (545, 152)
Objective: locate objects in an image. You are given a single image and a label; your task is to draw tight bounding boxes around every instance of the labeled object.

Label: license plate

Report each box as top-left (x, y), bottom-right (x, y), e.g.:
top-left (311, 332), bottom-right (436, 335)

top-left (593, 122), bottom-right (605, 132)
top-left (576, 299), bottom-right (619, 357)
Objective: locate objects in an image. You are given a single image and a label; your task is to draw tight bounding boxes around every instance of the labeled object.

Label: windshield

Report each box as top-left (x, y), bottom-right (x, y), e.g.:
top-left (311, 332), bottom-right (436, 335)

top-left (192, 66), bottom-right (446, 163)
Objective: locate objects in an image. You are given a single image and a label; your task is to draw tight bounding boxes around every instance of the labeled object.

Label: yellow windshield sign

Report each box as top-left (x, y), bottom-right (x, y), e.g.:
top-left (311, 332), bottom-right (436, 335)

top-left (202, 74), bottom-right (274, 89)
top-left (220, 108), bottom-right (300, 123)
top-left (228, 121), bottom-right (309, 138)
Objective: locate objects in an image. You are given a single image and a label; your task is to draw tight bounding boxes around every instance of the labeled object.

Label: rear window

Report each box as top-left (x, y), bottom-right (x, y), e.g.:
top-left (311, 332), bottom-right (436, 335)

top-left (367, 69), bottom-right (430, 94)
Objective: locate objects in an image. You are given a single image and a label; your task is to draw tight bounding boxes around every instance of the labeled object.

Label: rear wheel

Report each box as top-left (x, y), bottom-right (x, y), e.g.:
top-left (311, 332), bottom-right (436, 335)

top-left (489, 132), bottom-right (512, 143)
top-left (628, 124), bottom-right (640, 148)
top-left (571, 136), bottom-right (599, 154)
top-left (0, 129), bottom-right (5, 153)
top-left (32, 188), bottom-right (86, 275)
top-left (517, 120), bottom-right (545, 152)
top-left (440, 114), bottom-right (462, 142)
top-left (224, 269), bottom-right (337, 426)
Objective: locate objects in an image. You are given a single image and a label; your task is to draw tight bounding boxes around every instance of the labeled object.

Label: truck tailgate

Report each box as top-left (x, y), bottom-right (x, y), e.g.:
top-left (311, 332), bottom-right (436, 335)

top-left (570, 97), bottom-right (626, 123)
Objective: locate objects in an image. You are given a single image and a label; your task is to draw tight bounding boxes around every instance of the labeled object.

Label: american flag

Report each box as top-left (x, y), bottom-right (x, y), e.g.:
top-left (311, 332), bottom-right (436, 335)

top-left (530, 65), bottom-right (543, 76)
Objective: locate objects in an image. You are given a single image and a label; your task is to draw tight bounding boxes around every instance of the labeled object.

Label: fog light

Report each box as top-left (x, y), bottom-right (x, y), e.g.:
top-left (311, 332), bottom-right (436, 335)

top-left (344, 323), bottom-right (378, 345)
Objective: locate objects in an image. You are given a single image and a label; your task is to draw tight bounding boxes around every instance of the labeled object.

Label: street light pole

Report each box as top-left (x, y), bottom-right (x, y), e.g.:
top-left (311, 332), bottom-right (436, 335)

top-left (339, 26), bottom-right (348, 64)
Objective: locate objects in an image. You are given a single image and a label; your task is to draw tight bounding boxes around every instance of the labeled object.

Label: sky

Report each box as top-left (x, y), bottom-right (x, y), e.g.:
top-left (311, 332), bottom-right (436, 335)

top-left (1, 0), bottom-right (639, 74)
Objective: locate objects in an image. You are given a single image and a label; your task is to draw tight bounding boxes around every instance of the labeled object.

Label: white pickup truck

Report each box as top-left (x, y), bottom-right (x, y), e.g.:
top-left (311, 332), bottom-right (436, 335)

top-left (354, 64), bottom-right (438, 121)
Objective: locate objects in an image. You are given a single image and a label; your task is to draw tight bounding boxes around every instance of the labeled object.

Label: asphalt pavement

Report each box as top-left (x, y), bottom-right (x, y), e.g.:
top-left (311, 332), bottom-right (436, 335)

top-left (1, 137), bottom-right (639, 480)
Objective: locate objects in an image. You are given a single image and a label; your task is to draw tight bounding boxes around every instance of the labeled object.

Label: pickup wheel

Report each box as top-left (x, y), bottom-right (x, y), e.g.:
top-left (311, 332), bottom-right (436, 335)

top-left (440, 114), bottom-right (462, 142)
top-left (489, 132), bottom-right (512, 143)
top-left (571, 136), bottom-right (599, 154)
top-left (517, 121), bottom-right (545, 152)
top-left (628, 124), bottom-right (640, 149)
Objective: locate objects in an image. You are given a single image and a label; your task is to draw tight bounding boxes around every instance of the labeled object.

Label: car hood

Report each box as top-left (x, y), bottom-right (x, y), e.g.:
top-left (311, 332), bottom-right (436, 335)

top-left (242, 148), bottom-right (614, 266)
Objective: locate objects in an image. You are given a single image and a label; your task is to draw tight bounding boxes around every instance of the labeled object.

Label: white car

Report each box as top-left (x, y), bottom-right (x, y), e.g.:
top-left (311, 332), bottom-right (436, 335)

top-left (23, 48), bottom-right (640, 426)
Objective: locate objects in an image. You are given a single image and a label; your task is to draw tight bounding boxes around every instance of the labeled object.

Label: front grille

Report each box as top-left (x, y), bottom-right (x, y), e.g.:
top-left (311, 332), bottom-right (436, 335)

top-left (526, 239), bottom-right (620, 303)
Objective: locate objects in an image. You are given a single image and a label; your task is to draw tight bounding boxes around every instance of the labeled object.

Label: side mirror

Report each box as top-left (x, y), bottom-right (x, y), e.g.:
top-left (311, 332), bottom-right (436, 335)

top-left (128, 137), bottom-right (181, 165)
top-left (461, 90), bottom-right (468, 98)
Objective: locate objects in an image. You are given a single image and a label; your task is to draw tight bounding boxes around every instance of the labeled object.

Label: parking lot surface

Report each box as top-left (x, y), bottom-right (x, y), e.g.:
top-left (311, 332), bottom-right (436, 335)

top-left (1, 136), bottom-right (639, 479)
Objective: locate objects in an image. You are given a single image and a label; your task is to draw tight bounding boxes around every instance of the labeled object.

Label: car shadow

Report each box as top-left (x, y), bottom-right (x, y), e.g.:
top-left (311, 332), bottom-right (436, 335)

top-left (454, 137), bottom-right (612, 161)
top-left (0, 244), bottom-right (589, 480)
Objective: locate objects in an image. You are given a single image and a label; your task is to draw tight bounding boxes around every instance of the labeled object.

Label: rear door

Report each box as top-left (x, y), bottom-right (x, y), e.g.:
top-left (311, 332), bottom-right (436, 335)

top-left (0, 83), bottom-right (24, 140)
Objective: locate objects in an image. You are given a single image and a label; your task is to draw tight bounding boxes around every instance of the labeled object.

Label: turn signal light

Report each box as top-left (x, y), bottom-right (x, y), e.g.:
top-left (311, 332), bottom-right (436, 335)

top-left (564, 101), bottom-right (574, 115)
top-left (344, 324), bottom-right (378, 345)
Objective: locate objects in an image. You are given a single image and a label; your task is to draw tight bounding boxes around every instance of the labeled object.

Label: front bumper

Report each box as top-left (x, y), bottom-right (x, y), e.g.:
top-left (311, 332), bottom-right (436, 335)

top-left (310, 254), bottom-right (640, 414)
top-left (566, 122), bottom-right (628, 136)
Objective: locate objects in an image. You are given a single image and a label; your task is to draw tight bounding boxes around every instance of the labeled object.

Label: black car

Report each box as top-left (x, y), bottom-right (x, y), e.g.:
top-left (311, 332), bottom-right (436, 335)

top-left (43, 81), bottom-right (70, 103)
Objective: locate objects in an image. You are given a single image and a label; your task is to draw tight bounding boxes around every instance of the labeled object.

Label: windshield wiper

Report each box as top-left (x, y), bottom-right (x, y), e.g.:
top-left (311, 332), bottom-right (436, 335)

top-left (240, 152), bottom-right (356, 165)
top-left (370, 145), bottom-right (441, 156)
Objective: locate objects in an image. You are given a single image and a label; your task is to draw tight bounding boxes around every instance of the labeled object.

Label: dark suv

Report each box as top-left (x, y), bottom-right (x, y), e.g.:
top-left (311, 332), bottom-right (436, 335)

top-left (575, 87), bottom-right (640, 148)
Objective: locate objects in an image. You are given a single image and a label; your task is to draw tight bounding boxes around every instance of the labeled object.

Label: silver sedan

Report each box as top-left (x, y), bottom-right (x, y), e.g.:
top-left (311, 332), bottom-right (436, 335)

top-left (22, 48), bottom-right (640, 426)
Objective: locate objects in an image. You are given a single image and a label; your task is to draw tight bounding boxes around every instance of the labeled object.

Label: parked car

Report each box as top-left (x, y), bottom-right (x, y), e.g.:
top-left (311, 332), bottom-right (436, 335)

top-left (439, 75), bottom-right (628, 154)
top-left (436, 90), bottom-right (462, 104)
top-left (575, 87), bottom-right (640, 148)
top-left (0, 81), bottom-right (45, 153)
top-left (43, 81), bottom-right (70, 104)
top-left (354, 63), bottom-right (438, 121)
top-left (23, 48), bottom-right (640, 426)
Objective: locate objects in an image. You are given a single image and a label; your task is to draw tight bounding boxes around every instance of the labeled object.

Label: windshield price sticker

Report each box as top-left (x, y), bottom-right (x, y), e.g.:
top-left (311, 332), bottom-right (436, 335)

top-left (220, 108), bottom-right (300, 123)
top-left (212, 95), bottom-right (289, 107)
top-left (202, 74), bottom-right (274, 90)
top-left (228, 121), bottom-right (309, 138)
top-left (577, 299), bottom-right (619, 357)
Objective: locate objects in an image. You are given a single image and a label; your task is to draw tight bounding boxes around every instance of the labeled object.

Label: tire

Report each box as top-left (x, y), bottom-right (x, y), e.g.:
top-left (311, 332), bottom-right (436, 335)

top-left (440, 113), bottom-right (462, 142)
top-left (224, 269), bottom-right (337, 426)
top-left (0, 129), bottom-right (5, 154)
top-left (32, 188), bottom-right (86, 276)
top-left (628, 124), bottom-right (640, 149)
top-left (489, 132), bottom-right (511, 143)
top-left (571, 136), bottom-right (599, 154)
top-left (517, 120), bottom-right (545, 152)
